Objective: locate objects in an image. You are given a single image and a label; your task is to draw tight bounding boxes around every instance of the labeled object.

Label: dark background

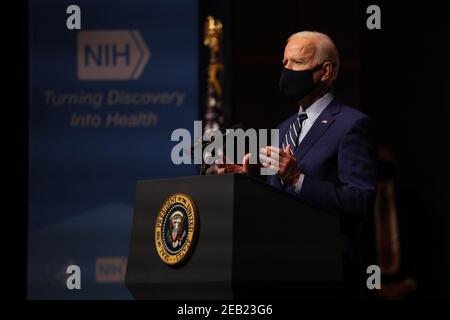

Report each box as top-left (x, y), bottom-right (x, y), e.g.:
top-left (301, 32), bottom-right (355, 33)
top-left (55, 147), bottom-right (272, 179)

top-left (201, 0), bottom-right (450, 298)
top-left (3, 0), bottom-right (448, 300)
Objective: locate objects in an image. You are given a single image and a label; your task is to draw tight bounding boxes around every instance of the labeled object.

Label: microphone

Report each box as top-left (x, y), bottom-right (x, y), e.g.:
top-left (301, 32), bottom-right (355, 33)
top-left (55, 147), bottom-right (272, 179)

top-left (184, 123), bottom-right (243, 156)
top-left (184, 123), bottom-right (243, 175)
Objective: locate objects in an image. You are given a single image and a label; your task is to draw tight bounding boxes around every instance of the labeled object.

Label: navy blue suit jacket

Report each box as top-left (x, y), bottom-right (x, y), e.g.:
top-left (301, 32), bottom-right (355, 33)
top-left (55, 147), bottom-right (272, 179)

top-left (268, 97), bottom-right (378, 268)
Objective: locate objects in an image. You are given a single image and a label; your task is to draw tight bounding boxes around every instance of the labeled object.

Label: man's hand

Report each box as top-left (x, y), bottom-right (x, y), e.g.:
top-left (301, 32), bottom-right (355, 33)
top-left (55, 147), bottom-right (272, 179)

top-left (215, 153), bottom-right (252, 174)
top-left (259, 144), bottom-right (301, 186)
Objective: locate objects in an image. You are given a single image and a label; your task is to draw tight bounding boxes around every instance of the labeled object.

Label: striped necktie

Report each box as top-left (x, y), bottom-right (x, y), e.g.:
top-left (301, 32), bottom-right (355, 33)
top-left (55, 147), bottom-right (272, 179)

top-left (282, 112), bottom-right (308, 150)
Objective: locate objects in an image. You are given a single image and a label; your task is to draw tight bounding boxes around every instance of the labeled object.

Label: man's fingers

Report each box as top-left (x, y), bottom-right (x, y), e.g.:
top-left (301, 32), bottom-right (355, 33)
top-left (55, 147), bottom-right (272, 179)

top-left (260, 153), bottom-right (280, 172)
top-left (284, 144), bottom-right (294, 156)
top-left (243, 153), bottom-right (251, 165)
top-left (261, 161), bottom-right (279, 171)
top-left (260, 146), bottom-right (281, 157)
top-left (266, 146), bottom-right (281, 154)
top-left (215, 159), bottom-right (225, 167)
top-left (259, 153), bottom-right (279, 166)
top-left (285, 144), bottom-right (291, 153)
top-left (242, 153), bottom-right (251, 172)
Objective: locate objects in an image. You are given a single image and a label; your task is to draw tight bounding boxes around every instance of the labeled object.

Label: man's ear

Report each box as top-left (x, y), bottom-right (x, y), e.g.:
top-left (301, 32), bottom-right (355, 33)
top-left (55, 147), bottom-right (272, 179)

top-left (320, 61), bottom-right (333, 82)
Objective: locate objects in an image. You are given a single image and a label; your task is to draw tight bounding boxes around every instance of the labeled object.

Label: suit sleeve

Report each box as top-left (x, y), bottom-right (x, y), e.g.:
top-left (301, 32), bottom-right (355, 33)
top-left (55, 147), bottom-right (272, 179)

top-left (294, 116), bottom-right (378, 220)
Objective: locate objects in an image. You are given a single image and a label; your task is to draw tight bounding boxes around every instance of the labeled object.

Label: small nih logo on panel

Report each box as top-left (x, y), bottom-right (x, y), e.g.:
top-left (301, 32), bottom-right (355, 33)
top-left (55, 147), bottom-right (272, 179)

top-left (95, 257), bottom-right (127, 283)
top-left (77, 30), bottom-right (150, 81)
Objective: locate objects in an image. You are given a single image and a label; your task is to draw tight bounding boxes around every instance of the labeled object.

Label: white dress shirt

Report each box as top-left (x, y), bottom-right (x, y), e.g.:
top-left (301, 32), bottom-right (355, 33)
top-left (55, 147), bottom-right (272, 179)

top-left (292, 92), bottom-right (334, 193)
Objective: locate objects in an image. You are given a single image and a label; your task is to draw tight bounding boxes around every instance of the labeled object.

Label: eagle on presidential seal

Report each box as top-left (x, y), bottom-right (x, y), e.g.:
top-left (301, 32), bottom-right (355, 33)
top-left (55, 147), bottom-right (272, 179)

top-left (165, 210), bottom-right (187, 250)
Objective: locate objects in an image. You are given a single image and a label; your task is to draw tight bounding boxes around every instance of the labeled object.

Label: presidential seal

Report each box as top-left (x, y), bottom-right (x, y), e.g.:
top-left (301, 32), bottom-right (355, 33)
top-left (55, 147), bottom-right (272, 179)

top-left (155, 193), bottom-right (198, 265)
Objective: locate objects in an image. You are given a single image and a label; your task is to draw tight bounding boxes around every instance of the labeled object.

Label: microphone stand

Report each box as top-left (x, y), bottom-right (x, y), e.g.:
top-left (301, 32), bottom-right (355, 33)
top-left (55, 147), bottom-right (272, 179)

top-left (185, 123), bottom-right (243, 175)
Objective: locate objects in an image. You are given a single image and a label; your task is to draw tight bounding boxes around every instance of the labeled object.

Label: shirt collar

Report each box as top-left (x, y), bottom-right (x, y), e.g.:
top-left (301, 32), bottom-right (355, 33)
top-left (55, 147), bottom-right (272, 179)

top-left (299, 92), bottom-right (334, 121)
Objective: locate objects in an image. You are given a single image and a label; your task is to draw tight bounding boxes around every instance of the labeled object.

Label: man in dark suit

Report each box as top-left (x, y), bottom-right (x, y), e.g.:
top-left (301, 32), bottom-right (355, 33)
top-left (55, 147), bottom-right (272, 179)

top-left (216, 31), bottom-right (378, 297)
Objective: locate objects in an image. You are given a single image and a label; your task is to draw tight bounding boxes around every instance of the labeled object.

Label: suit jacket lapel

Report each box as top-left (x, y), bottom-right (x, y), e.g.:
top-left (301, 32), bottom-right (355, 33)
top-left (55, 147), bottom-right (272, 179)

top-left (294, 98), bottom-right (341, 163)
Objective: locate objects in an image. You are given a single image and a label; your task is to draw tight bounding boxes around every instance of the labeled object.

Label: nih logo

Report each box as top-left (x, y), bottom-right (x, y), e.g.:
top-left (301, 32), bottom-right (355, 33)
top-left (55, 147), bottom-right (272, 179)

top-left (77, 30), bottom-right (150, 80)
top-left (95, 257), bottom-right (127, 283)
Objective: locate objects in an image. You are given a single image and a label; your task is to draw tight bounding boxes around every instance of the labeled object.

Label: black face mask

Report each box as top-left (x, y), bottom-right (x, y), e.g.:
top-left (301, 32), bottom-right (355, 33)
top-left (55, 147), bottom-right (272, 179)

top-left (279, 64), bottom-right (323, 101)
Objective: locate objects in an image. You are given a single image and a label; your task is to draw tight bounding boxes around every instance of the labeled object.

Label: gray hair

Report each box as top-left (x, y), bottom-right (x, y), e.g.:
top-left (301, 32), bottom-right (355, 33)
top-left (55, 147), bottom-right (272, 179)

top-left (288, 31), bottom-right (340, 80)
